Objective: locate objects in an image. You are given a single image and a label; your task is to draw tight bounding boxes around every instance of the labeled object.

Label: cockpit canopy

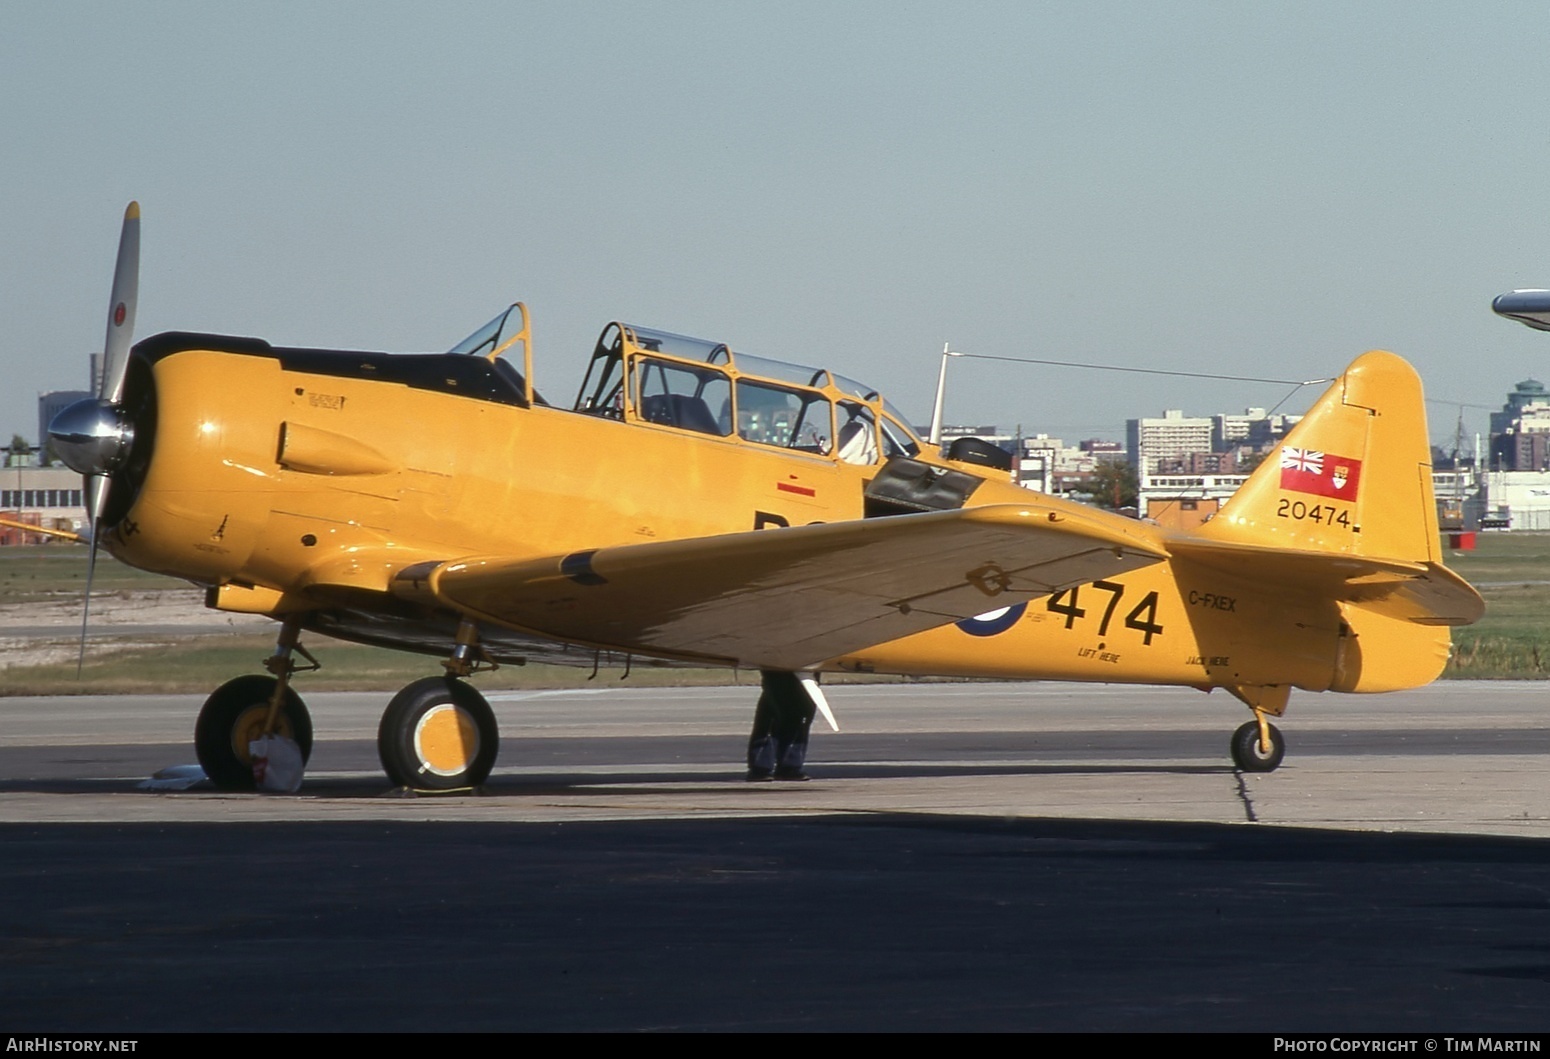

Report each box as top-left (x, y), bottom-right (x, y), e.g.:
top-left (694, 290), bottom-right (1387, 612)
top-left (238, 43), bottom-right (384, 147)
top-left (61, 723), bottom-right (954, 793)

top-left (447, 307), bottom-right (922, 464)
top-left (573, 323), bottom-right (921, 464)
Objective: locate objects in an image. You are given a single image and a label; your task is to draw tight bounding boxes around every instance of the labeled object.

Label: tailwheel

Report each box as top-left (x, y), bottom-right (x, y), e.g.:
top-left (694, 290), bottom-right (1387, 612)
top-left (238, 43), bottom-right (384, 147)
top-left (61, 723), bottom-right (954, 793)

top-left (1230, 719), bottom-right (1285, 772)
top-left (194, 675), bottom-right (314, 791)
top-left (377, 676), bottom-right (499, 791)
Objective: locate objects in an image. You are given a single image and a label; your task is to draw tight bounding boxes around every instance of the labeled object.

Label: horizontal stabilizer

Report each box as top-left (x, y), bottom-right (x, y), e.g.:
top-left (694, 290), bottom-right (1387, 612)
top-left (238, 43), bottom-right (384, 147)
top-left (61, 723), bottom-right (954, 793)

top-left (1168, 537), bottom-right (1484, 626)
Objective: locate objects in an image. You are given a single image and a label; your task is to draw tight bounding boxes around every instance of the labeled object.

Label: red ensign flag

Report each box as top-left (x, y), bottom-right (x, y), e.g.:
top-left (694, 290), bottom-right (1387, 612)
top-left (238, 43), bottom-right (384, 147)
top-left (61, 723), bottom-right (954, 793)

top-left (1279, 447), bottom-right (1361, 501)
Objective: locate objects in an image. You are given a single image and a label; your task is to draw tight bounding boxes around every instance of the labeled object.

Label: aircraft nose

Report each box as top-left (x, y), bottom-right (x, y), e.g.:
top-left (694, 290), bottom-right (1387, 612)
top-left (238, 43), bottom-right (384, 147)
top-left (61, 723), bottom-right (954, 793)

top-left (1493, 289), bottom-right (1550, 332)
top-left (49, 397), bottom-right (135, 476)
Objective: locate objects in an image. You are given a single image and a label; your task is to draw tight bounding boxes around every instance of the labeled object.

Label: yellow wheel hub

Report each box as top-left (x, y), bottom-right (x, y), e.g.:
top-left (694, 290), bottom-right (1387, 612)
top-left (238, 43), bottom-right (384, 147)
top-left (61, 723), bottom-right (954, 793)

top-left (229, 705), bottom-right (293, 764)
top-left (413, 703), bottom-right (479, 777)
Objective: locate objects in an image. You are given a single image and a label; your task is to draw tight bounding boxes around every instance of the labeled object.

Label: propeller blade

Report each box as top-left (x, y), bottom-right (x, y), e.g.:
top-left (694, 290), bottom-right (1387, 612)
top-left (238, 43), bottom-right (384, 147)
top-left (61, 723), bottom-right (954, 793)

top-left (75, 200), bottom-right (141, 675)
top-left (100, 201), bottom-right (140, 403)
top-left (76, 474), bottom-right (113, 677)
top-left (77, 526), bottom-right (100, 679)
top-left (84, 472), bottom-right (111, 529)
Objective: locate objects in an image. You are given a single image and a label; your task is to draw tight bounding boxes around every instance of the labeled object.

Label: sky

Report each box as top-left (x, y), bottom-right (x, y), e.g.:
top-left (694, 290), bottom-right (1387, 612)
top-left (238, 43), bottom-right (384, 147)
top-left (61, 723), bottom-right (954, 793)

top-left (4, 0), bottom-right (1548, 450)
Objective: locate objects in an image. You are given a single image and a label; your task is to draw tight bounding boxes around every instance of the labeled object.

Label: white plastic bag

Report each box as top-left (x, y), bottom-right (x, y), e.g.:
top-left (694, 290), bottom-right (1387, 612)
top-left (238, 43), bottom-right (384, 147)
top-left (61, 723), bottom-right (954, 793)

top-left (250, 735), bottom-right (304, 793)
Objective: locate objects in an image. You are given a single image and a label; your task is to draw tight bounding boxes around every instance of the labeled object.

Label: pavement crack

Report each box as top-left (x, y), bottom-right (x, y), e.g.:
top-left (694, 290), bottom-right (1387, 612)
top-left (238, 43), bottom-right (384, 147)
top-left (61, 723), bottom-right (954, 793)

top-left (1233, 770), bottom-right (1259, 822)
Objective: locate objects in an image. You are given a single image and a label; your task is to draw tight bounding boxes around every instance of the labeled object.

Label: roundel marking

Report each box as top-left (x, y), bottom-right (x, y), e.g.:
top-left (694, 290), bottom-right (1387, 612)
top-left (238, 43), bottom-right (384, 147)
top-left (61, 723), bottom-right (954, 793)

top-left (955, 602), bottom-right (1027, 637)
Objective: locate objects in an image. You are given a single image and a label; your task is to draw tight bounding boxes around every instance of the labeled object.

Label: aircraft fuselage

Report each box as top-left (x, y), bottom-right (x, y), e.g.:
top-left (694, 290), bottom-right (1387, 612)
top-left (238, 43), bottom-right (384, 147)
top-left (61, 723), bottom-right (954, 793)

top-left (105, 331), bottom-right (1450, 700)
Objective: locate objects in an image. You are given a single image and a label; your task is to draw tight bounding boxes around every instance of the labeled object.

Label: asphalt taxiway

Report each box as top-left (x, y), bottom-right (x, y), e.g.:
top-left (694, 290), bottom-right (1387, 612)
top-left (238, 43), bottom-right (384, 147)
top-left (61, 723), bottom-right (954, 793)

top-left (1, 680), bottom-right (1547, 1031)
top-left (2, 680), bottom-right (1546, 833)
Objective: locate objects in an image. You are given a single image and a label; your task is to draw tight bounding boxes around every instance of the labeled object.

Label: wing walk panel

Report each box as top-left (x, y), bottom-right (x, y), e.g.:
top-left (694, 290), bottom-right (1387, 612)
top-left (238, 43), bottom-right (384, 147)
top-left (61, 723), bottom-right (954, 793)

top-left (427, 503), bottom-right (1167, 671)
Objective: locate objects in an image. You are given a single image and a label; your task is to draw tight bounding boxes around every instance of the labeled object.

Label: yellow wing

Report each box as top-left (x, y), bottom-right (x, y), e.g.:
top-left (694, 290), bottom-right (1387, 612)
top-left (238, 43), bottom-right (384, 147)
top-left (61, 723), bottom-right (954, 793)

top-left (410, 503), bottom-right (1167, 670)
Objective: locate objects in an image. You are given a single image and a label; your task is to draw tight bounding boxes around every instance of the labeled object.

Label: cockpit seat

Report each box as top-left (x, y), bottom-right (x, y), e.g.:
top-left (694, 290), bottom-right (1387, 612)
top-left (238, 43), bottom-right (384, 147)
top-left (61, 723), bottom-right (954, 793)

top-left (641, 393), bottom-right (723, 436)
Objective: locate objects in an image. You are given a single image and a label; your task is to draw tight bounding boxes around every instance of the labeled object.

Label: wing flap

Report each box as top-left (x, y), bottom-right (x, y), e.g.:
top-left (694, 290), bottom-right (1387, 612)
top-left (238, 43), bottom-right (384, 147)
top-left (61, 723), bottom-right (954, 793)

top-left (427, 503), bottom-right (1167, 670)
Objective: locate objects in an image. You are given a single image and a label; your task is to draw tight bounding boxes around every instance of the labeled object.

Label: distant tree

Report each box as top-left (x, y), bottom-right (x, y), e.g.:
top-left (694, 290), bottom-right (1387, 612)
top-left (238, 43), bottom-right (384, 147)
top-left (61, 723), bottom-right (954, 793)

top-left (1088, 458), bottom-right (1138, 511)
top-left (6, 434), bottom-right (31, 468)
top-left (1238, 449), bottom-right (1267, 474)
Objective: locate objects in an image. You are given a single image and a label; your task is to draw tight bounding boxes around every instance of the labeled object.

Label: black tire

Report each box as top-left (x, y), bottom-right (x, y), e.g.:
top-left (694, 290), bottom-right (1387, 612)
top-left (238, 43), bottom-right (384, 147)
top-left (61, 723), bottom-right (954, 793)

top-left (377, 676), bottom-right (499, 791)
top-left (194, 675), bottom-right (314, 791)
top-left (1230, 719), bottom-right (1285, 772)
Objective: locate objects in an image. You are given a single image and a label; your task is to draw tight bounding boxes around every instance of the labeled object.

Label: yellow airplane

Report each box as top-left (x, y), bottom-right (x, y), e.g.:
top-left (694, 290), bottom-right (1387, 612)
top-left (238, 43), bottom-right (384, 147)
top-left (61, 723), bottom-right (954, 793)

top-left (49, 204), bottom-right (1484, 791)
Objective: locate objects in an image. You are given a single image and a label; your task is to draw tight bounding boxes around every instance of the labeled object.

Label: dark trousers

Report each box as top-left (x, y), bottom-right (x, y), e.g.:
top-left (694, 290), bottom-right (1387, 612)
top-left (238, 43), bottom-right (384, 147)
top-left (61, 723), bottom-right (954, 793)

top-left (746, 670), bottom-right (816, 774)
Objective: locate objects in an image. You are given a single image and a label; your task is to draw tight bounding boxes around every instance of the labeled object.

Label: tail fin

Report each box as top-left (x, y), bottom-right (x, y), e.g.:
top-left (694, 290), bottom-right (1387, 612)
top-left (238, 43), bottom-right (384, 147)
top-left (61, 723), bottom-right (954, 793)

top-left (1195, 350), bottom-right (1439, 564)
top-left (1184, 351), bottom-right (1479, 694)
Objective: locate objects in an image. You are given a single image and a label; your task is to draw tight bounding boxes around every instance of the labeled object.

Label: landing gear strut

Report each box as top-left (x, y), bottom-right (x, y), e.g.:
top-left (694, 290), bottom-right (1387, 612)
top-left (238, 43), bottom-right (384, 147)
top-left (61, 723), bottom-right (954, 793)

top-left (194, 618), bottom-right (317, 790)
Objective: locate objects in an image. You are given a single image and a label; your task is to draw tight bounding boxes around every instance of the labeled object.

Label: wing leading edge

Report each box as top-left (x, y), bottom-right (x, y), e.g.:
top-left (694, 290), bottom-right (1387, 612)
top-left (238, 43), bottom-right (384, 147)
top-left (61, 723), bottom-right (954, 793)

top-left (416, 503), bottom-right (1168, 671)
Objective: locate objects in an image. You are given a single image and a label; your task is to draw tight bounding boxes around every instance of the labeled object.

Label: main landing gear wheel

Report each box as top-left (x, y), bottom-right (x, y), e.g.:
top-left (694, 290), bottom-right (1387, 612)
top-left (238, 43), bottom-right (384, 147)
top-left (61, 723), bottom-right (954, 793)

top-left (377, 676), bottom-right (499, 791)
top-left (1230, 719), bottom-right (1285, 772)
top-left (194, 675), bottom-right (314, 791)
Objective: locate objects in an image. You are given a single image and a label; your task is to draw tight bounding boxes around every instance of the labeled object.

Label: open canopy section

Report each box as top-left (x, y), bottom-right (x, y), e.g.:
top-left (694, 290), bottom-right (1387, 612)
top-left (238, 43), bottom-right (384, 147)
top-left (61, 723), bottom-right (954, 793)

top-left (572, 322), bottom-right (921, 464)
top-left (445, 302), bottom-right (542, 405)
